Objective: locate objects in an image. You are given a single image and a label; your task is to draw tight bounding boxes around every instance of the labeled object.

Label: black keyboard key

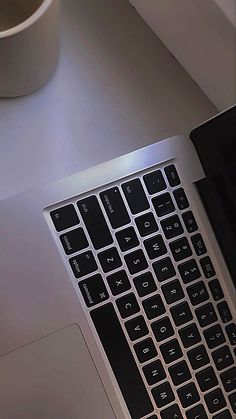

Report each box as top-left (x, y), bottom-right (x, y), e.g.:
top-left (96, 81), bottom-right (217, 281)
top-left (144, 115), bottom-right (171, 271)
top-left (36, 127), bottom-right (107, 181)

top-left (151, 317), bottom-right (174, 342)
top-left (124, 249), bottom-right (148, 275)
top-left (78, 274), bottom-right (109, 307)
top-left (100, 187), bottom-right (130, 229)
top-left (217, 301), bottom-right (232, 323)
top-left (90, 303), bottom-right (153, 419)
top-left (196, 366), bottom-right (218, 392)
top-left (226, 323), bottom-right (236, 345)
top-left (196, 302), bottom-right (217, 328)
top-left (188, 345), bottom-right (210, 370)
top-left (164, 164), bottom-right (180, 187)
top-left (169, 360), bottom-right (191, 386)
top-left (170, 301), bottom-right (193, 326)
top-left (229, 392), bottom-right (236, 413)
top-left (187, 281), bottom-right (209, 306)
top-left (220, 367), bottom-right (236, 392)
top-left (161, 215), bottom-right (184, 239)
top-left (200, 256), bottom-right (216, 278)
top-left (143, 359), bottom-right (166, 385)
top-left (134, 272), bottom-right (157, 297)
top-left (161, 279), bottom-right (184, 305)
top-left (173, 187), bottom-right (189, 210)
top-left (107, 270), bottom-right (131, 296)
top-left (147, 416), bottom-right (158, 419)
top-left (152, 382), bottom-right (175, 408)
top-left (152, 192), bottom-right (175, 217)
top-left (186, 405), bottom-right (208, 419)
top-left (179, 323), bottom-right (201, 348)
top-left (153, 257), bottom-right (176, 282)
top-left (160, 338), bottom-right (183, 364)
top-left (78, 196), bottom-right (113, 250)
top-left (212, 346), bottom-right (234, 371)
top-left (122, 178), bottom-right (149, 214)
top-left (50, 204), bottom-right (79, 231)
top-left (134, 338), bottom-right (157, 363)
top-left (144, 235), bottom-right (167, 260)
top-left (209, 278), bottom-right (224, 301)
top-left (69, 250), bottom-right (97, 278)
top-left (60, 227), bottom-right (88, 255)
top-left (204, 388), bottom-right (226, 414)
top-left (213, 411), bottom-right (233, 419)
top-left (178, 259), bottom-right (201, 284)
top-left (142, 295), bottom-right (166, 320)
top-left (170, 237), bottom-right (192, 262)
top-left (115, 226), bottom-right (139, 252)
top-left (98, 247), bottom-right (122, 273)
top-left (125, 315), bottom-right (149, 341)
top-left (144, 169), bottom-right (167, 194)
top-left (177, 382), bottom-right (200, 408)
top-left (191, 234), bottom-right (207, 256)
top-left (135, 212), bottom-right (158, 237)
top-left (182, 211), bottom-right (198, 233)
top-left (161, 404), bottom-right (183, 419)
top-left (116, 293), bottom-right (140, 319)
top-left (204, 324), bottom-right (226, 349)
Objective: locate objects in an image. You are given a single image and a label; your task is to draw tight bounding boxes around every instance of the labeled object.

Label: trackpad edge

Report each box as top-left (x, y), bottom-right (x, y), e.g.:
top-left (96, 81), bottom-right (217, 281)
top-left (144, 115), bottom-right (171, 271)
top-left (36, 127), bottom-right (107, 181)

top-left (0, 324), bottom-right (116, 419)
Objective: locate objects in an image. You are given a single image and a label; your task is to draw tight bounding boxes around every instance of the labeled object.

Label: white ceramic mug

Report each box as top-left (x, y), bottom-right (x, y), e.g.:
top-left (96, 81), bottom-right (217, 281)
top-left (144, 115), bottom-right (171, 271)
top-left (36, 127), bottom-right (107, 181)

top-left (0, 0), bottom-right (60, 97)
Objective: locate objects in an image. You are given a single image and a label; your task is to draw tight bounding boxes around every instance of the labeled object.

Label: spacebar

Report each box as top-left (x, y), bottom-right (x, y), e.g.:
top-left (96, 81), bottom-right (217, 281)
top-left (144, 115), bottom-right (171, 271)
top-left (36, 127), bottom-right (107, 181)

top-left (90, 303), bottom-right (153, 419)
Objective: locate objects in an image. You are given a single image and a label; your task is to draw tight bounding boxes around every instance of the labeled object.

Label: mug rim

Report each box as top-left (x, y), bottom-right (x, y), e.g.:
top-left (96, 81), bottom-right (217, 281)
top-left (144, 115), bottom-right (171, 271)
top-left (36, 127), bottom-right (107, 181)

top-left (0, 0), bottom-right (54, 39)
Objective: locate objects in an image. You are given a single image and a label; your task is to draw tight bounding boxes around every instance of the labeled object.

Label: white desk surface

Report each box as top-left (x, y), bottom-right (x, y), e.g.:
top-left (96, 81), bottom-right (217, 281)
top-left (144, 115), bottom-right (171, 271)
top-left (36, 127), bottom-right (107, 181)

top-left (0, 0), bottom-right (217, 201)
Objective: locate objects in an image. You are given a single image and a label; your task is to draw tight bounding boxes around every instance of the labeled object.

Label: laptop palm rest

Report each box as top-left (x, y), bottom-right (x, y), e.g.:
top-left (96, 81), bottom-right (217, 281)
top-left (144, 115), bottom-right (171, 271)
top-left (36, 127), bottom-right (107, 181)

top-left (0, 324), bottom-right (116, 419)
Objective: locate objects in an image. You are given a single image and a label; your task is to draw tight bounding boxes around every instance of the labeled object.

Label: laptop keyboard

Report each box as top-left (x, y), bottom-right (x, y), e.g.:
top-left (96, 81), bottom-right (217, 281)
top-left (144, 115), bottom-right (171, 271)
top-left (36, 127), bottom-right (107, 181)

top-left (48, 163), bottom-right (236, 419)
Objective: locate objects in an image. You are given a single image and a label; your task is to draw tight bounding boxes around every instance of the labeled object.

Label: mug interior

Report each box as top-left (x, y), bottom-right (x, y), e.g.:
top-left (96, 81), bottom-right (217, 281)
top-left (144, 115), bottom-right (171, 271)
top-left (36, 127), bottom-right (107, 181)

top-left (0, 0), bottom-right (44, 31)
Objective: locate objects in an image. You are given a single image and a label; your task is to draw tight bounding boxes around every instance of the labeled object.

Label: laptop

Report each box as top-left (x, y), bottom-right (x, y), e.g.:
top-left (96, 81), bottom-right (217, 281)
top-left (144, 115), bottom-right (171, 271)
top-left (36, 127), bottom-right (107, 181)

top-left (0, 106), bottom-right (235, 419)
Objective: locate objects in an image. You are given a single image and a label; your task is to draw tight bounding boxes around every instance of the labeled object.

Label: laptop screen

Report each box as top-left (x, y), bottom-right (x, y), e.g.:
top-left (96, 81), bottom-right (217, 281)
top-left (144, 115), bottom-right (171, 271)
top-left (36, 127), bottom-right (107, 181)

top-left (190, 106), bottom-right (236, 288)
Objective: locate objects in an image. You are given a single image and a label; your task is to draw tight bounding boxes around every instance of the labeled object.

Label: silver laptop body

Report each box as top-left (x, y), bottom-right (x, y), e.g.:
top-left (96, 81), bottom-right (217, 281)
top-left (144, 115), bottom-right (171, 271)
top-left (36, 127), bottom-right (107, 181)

top-left (0, 132), bottom-right (235, 419)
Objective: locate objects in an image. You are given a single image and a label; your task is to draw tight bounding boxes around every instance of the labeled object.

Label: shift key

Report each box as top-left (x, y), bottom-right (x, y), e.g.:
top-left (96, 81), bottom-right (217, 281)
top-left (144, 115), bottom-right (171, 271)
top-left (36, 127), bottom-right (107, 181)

top-left (78, 196), bottom-right (113, 250)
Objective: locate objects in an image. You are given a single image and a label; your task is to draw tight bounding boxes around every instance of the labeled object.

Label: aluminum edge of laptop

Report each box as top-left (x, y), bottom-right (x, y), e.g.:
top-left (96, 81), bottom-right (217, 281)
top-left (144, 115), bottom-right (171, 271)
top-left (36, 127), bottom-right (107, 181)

top-left (0, 135), bottom-right (235, 419)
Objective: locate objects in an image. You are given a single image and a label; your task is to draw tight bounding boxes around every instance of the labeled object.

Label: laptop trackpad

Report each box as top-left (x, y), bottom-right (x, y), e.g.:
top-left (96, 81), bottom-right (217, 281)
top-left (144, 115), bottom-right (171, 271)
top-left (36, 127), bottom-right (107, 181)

top-left (0, 324), bottom-right (116, 419)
